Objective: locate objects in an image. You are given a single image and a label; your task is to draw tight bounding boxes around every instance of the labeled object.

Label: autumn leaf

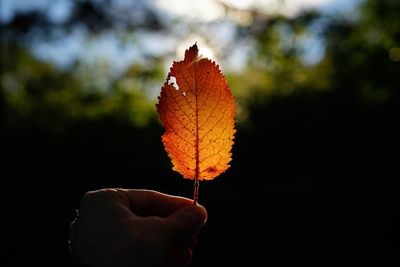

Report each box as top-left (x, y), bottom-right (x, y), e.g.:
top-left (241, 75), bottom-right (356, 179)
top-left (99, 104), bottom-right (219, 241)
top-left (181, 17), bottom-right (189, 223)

top-left (157, 43), bottom-right (236, 203)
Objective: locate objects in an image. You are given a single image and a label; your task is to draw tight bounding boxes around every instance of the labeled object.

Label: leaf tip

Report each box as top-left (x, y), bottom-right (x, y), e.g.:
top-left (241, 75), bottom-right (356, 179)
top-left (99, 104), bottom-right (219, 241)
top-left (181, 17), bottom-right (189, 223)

top-left (184, 42), bottom-right (199, 62)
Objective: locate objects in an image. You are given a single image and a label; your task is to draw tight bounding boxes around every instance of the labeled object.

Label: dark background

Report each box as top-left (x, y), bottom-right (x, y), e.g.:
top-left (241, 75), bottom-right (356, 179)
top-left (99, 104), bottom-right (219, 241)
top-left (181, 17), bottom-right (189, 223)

top-left (2, 0), bottom-right (399, 266)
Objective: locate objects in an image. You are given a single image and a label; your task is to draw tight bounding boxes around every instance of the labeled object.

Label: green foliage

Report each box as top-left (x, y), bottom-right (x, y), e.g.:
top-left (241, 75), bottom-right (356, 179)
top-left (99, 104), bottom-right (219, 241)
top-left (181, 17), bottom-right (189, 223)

top-left (1, 43), bottom-right (161, 130)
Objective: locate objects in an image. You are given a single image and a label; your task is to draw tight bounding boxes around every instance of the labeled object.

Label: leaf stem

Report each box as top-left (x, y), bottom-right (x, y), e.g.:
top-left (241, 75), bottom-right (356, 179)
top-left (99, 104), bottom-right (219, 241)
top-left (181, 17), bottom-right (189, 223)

top-left (193, 177), bottom-right (199, 205)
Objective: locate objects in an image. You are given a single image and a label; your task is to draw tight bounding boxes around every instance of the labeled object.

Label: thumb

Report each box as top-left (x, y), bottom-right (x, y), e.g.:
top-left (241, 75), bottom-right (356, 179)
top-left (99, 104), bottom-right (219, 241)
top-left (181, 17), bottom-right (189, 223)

top-left (166, 204), bottom-right (207, 241)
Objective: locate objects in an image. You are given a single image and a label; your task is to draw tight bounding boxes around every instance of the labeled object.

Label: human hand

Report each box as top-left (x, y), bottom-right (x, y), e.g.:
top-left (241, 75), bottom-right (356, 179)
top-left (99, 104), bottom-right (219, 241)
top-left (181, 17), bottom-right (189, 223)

top-left (69, 188), bottom-right (207, 267)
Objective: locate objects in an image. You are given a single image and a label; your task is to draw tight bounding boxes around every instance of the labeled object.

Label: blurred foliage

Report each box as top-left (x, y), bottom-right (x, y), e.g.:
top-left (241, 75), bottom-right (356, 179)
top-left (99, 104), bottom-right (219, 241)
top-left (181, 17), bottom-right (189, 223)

top-left (2, 0), bottom-right (398, 128)
top-left (1, 42), bottom-right (162, 129)
top-left (2, 0), bottom-right (399, 266)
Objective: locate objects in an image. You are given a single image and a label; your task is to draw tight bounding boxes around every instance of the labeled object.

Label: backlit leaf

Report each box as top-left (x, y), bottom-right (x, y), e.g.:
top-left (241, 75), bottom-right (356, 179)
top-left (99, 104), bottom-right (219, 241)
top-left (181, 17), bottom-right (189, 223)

top-left (157, 43), bottom-right (235, 201)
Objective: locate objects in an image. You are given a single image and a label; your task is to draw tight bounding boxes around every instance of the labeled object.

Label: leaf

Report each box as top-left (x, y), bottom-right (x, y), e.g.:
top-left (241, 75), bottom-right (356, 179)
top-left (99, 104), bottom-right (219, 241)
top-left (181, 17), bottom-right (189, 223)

top-left (157, 43), bottom-right (235, 202)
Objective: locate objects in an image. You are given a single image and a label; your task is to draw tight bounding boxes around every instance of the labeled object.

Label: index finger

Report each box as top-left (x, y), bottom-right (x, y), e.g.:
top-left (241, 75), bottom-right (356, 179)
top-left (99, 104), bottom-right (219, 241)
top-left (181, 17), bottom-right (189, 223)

top-left (116, 189), bottom-right (194, 217)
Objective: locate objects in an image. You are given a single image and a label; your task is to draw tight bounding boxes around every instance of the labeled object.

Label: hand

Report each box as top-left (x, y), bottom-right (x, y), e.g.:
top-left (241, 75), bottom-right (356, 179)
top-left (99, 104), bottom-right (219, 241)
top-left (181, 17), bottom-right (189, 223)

top-left (69, 188), bottom-right (207, 267)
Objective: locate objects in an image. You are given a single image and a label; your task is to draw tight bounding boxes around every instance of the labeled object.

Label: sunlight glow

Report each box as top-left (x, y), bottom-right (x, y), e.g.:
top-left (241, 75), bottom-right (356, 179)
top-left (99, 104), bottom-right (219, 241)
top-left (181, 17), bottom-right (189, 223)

top-left (156, 0), bottom-right (224, 22)
top-left (176, 36), bottom-right (216, 61)
top-left (157, 0), bottom-right (336, 21)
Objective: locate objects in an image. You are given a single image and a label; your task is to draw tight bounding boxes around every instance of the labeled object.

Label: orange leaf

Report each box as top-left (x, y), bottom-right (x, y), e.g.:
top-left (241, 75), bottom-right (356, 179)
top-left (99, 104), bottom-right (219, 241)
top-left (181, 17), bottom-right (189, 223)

top-left (157, 43), bottom-right (235, 194)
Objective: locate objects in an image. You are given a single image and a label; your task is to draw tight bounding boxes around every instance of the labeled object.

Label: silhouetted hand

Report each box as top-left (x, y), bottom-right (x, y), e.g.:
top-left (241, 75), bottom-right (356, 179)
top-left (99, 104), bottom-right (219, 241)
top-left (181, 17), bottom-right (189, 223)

top-left (69, 188), bottom-right (207, 267)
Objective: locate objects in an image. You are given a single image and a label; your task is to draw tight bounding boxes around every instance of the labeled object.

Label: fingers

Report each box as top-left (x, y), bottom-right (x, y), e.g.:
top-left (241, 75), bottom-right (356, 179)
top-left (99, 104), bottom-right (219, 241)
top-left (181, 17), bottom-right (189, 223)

top-left (78, 189), bottom-right (134, 219)
top-left (163, 205), bottom-right (207, 266)
top-left (166, 204), bottom-right (208, 242)
top-left (116, 189), bottom-right (194, 217)
top-left (165, 247), bottom-right (193, 267)
top-left (71, 188), bottom-right (207, 267)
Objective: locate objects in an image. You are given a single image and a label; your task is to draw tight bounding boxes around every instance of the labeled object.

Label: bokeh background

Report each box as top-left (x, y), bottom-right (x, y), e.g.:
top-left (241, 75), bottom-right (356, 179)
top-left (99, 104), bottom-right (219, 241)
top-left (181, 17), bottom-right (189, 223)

top-left (2, 0), bottom-right (399, 266)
